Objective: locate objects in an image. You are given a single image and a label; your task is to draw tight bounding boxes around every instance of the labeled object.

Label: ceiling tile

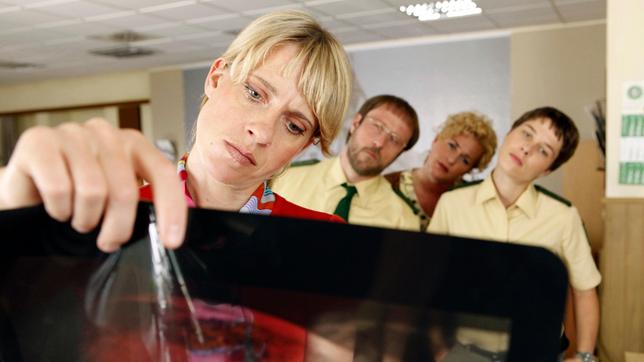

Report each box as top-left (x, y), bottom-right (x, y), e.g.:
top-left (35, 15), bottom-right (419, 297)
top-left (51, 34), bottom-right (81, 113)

top-left (0, 28), bottom-right (67, 47)
top-left (338, 7), bottom-right (409, 27)
top-left (133, 22), bottom-right (209, 37)
top-left (92, 0), bottom-right (173, 10)
top-left (315, 15), bottom-right (353, 30)
top-left (555, 0), bottom-right (605, 22)
top-left (476, 0), bottom-right (550, 11)
top-left (1, 0), bottom-right (57, 4)
top-left (201, 0), bottom-right (296, 13)
top-left (36, 0), bottom-right (123, 18)
top-left (46, 37), bottom-right (111, 50)
top-left (486, 4), bottom-right (560, 27)
top-left (88, 12), bottom-right (170, 28)
top-left (242, 3), bottom-right (305, 16)
top-left (44, 20), bottom-right (121, 36)
top-left (142, 2), bottom-right (227, 20)
top-left (333, 27), bottom-right (386, 44)
top-left (187, 14), bottom-right (253, 32)
top-left (308, 0), bottom-right (392, 16)
top-left (0, 8), bottom-right (70, 25)
top-left (367, 21), bottom-right (438, 39)
top-left (138, 39), bottom-right (204, 53)
top-left (172, 30), bottom-right (235, 47)
top-left (428, 14), bottom-right (498, 33)
top-left (0, 16), bottom-right (21, 32)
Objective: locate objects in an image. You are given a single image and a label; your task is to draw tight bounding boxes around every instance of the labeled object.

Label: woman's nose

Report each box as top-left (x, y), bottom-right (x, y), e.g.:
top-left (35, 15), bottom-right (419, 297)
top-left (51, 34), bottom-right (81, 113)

top-left (246, 114), bottom-right (277, 146)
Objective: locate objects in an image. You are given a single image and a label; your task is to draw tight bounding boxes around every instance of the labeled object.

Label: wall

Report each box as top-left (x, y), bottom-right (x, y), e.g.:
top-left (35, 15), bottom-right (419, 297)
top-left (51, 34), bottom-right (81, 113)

top-left (510, 22), bottom-right (606, 194)
top-left (149, 69), bottom-right (186, 155)
top-left (346, 35), bottom-right (511, 175)
top-left (0, 70), bottom-right (149, 113)
top-left (183, 67), bottom-right (209, 149)
top-left (606, 0), bottom-right (644, 198)
top-left (601, 199), bottom-right (644, 362)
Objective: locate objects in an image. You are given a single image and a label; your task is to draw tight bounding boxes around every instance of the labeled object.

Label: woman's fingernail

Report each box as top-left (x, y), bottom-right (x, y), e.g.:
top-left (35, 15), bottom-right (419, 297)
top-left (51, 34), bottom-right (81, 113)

top-left (164, 224), bottom-right (184, 248)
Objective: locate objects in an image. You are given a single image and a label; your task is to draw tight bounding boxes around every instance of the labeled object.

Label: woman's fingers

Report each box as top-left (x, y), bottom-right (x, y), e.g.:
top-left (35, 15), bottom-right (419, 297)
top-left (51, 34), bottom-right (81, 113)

top-left (85, 119), bottom-right (140, 252)
top-left (58, 123), bottom-right (108, 233)
top-left (0, 118), bottom-right (187, 252)
top-left (87, 120), bottom-right (187, 251)
top-left (127, 129), bottom-right (187, 249)
top-left (8, 126), bottom-right (74, 221)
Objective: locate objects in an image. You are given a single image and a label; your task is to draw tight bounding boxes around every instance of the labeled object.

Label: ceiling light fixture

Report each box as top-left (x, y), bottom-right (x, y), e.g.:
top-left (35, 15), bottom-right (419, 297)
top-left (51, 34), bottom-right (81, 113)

top-left (400, 0), bottom-right (482, 21)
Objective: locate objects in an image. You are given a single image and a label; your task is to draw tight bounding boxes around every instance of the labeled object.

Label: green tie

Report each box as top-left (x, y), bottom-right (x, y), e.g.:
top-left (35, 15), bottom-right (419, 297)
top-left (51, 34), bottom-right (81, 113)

top-left (333, 183), bottom-right (358, 221)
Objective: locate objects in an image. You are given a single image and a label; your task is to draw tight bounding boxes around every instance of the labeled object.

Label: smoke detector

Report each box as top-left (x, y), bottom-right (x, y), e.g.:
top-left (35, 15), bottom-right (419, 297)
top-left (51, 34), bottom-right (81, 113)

top-left (89, 45), bottom-right (158, 58)
top-left (89, 30), bottom-right (160, 59)
top-left (90, 30), bottom-right (155, 43)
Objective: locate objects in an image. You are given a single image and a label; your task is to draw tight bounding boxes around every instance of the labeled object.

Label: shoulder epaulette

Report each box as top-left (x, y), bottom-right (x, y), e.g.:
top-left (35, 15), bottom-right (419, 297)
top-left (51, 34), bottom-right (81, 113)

top-left (390, 185), bottom-right (421, 215)
top-left (449, 179), bottom-right (483, 191)
top-left (534, 184), bottom-right (572, 206)
top-left (289, 159), bottom-right (320, 167)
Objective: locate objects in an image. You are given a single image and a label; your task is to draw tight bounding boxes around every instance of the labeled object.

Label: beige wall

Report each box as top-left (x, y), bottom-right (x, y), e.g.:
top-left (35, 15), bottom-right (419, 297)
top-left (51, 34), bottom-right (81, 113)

top-left (606, 0), bottom-right (644, 198)
top-left (0, 70), bottom-right (149, 113)
top-left (510, 22), bottom-right (606, 194)
top-left (149, 69), bottom-right (186, 155)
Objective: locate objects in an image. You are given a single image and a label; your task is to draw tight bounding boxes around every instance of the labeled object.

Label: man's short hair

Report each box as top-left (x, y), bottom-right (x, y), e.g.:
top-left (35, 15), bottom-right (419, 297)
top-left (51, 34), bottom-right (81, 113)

top-left (438, 111), bottom-right (497, 171)
top-left (511, 106), bottom-right (579, 172)
top-left (354, 95), bottom-right (420, 151)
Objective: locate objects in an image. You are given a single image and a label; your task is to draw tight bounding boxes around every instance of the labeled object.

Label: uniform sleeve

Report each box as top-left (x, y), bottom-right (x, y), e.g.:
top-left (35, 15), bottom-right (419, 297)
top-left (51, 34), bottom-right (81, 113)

top-left (561, 207), bottom-right (601, 290)
top-left (427, 196), bottom-right (449, 234)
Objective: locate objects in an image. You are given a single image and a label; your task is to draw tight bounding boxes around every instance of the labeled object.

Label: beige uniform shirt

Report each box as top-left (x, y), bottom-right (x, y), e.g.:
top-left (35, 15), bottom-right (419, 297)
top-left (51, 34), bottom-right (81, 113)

top-left (428, 176), bottom-right (601, 291)
top-left (271, 157), bottom-right (418, 231)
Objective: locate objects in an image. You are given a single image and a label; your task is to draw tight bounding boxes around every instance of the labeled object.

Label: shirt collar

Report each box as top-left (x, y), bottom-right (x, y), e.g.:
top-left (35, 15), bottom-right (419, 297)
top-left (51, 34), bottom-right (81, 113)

top-left (475, 176), bottom-right (498, 205)
top-left (475, 175), bottom-right (538, 218)
top-left (329, 156), bottom-right (385, 196)
top-left (514, 183), bottom-right (538, 218)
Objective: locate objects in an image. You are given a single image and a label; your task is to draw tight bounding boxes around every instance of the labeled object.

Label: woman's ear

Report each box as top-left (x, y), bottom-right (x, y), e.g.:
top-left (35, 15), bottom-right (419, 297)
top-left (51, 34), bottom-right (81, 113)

top-left (204, 58), bottom-right (226, 98)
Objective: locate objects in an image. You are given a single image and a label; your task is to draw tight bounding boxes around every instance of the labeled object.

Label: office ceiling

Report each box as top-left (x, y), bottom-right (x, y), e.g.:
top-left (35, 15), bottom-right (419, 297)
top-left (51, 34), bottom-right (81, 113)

top-left (0, 0), bottom-right (605, 84)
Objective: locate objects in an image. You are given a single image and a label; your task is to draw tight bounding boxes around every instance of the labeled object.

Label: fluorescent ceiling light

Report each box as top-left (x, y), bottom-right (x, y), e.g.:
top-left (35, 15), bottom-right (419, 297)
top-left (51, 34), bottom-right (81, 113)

top-left (400, 0), bottom-right (482, 21)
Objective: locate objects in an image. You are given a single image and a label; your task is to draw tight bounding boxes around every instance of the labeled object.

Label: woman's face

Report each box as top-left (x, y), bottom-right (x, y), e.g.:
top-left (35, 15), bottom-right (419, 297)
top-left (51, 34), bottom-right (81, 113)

top-left (496, 118), bottom-right (562, 184)
top-left (192, 44), bottom-right (317, 188)
top-left (422, 133), bottom-right (484, 185)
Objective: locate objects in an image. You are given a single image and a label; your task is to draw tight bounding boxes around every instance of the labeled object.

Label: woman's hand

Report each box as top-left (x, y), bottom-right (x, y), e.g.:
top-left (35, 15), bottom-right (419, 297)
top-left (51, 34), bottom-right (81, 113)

top-left (0, 118), bottom-right (187, 252)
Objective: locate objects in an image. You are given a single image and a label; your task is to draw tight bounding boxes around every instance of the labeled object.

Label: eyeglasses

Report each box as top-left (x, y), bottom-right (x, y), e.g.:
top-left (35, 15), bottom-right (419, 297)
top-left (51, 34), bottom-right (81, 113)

top-left (362, 116), bottom-right (405, 148)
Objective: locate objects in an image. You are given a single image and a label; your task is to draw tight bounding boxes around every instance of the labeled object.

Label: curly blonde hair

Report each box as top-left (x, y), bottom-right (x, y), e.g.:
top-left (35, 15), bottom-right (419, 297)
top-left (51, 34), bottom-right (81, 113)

top-left (437, 111), bottom-right (497, 170)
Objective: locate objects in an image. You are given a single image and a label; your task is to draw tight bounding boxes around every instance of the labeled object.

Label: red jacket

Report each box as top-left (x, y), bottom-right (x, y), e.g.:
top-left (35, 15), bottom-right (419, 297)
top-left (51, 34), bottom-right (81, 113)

top-left (139, 184), bottom-right (343, 223)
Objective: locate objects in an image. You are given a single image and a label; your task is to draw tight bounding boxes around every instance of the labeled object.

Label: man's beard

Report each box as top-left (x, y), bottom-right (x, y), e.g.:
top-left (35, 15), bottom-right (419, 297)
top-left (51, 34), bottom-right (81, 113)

top-left (347, 144), bottom-right (386, 177)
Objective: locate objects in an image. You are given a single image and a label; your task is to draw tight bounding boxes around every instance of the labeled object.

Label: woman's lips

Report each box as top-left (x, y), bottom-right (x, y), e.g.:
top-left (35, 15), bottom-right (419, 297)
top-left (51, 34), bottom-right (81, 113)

top-left (437, 161), bottom-right (449, 173)
top-left (224, 141), bottom-right (256, 166)
top-left (509, 153), bottom-right (523, 166)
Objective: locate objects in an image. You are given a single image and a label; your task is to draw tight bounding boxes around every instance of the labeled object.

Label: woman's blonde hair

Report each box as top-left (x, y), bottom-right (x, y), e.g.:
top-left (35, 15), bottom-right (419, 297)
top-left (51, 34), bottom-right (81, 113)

top-left (438, 111), bottom-right (497, 170)
top-left (200, 10), bottom-right (352, 155)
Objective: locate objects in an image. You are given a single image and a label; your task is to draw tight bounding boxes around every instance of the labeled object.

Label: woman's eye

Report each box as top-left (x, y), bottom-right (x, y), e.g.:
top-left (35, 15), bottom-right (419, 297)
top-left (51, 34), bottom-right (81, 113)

top-left (448, 142), bottom-right (457, 150)
top-left (462, 158), bottom-right (470, 166)
top-left (244, 84), bottom-right (262, 102)
top-left (286, 121), bottom-right (305, 135)
top-left (540, 147), bottom-right (549, 157)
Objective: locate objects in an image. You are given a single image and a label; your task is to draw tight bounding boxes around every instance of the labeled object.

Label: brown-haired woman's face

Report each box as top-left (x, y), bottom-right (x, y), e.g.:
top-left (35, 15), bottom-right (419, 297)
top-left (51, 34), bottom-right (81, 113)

top-left (422, 133), bottom-right (483, 184)
top-left (496, 118), bottom-right (562, 184)
top-left (192, 44), bottom-right (317, 189)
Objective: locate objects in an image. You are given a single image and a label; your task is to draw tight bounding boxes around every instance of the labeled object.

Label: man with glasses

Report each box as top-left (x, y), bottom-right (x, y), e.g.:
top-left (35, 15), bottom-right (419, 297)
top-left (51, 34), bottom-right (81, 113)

top-left (271, 95), bottom-right (420, 230)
